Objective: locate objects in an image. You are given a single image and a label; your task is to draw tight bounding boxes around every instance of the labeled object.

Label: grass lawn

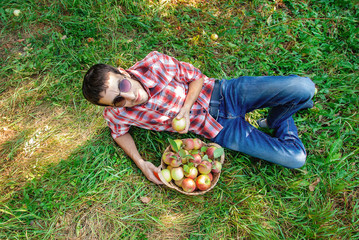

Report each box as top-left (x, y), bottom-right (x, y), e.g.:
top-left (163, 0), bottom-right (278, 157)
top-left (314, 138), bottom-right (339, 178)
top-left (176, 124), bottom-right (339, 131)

top-left (1, 0), bottom-right (358, 239)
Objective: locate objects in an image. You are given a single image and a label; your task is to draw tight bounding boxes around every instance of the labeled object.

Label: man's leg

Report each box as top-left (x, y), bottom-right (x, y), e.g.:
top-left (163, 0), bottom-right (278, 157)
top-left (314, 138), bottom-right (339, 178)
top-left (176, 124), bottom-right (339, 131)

top-left (212, 75), bottom-right (315, 168)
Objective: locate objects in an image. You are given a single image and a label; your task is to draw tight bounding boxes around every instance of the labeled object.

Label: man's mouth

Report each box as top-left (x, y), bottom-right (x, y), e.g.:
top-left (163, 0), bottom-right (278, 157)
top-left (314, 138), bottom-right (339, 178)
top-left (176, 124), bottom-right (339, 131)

top-left (136, 91), bottom-right (141, 103)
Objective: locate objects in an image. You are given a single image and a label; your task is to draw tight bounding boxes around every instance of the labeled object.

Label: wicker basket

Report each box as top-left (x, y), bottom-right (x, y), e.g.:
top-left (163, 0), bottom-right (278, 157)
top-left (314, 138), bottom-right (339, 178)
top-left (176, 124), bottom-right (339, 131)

top-left (158, 141), bottom-right (225, 196)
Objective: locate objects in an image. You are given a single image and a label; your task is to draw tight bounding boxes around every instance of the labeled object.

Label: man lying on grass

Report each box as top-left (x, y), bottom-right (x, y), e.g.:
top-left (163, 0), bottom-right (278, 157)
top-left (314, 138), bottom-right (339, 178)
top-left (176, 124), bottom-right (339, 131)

top-left (82, 51), bottom-right (315, 185)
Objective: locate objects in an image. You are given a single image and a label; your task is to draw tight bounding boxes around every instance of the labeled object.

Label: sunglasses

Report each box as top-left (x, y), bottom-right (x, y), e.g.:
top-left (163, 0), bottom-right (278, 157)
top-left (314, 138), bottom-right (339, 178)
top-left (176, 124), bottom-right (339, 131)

top-left (112, 78), bottom-right (132, 107)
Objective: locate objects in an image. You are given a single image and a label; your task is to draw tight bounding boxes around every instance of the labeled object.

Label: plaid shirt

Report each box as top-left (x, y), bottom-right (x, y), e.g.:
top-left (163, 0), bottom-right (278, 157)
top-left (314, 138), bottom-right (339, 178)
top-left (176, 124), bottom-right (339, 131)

top-left (103, 51), bottom-right (223, 139)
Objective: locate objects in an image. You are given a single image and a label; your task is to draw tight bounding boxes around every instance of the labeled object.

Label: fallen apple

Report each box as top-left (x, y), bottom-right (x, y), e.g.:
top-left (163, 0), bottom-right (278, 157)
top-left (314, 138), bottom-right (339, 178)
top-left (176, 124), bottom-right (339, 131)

top-left (196, 174), bottom-right (211, 191)
top-left (172, 118), bottom-right (186, 132)
top-left (13, 9), bottom-right (21, 16)
top-left (182, 178), bottom-right (196, 193)
top-left (171, 167), bottom-right (184, 181)
top-left (211, 33), bottom-right (218, 41)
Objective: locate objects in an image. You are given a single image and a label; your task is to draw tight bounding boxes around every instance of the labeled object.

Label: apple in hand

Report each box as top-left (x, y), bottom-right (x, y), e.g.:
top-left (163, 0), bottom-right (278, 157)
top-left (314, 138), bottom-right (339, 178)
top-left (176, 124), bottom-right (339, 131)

top-left (196, 174), bottom-right (211, 191)
top-left (198, 160), bottom-right (212, 175)
top-left (182, 178), bottom-right (196, 193)
top-left (161, 169), bottom-right (172, 182)
top-left (171, 167), bottom-right (184, 181)
top-left (172, 118), bottom-right (186, 132)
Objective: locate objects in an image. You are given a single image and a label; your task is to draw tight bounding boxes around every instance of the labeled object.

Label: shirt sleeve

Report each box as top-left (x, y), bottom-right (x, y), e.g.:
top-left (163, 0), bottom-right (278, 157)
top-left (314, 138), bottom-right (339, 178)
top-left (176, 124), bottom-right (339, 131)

top-left (156, 52), bottom-right (204, 84)
top-left (103, 108), bottom-right (131, 139)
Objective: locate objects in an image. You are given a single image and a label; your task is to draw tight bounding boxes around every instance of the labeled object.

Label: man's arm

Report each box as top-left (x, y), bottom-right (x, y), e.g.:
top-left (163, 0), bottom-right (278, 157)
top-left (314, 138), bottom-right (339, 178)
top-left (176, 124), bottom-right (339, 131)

top-left (114, 132), bottom-right (163, 185)
top-left (174, 77), bottom-right (205, 134)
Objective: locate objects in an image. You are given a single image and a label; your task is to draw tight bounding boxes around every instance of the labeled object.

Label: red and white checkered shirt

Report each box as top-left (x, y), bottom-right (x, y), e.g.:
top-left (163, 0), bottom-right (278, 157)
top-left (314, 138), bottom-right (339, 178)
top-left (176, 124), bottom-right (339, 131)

top-left (103, 51), bottom-right (223, 139)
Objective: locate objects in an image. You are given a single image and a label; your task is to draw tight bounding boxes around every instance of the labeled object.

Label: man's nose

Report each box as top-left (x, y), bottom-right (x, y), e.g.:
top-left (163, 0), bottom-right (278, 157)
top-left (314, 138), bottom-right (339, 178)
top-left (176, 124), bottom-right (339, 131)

top-left (120, 91), bottom-right (135, 100)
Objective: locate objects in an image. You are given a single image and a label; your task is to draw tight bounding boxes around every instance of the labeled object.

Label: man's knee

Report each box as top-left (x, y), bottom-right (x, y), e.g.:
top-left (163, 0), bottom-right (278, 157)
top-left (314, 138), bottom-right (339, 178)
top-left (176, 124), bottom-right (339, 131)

top-left (287, 76), bottom-right (315, 100)
top-left (285, 151), bottom-right (307, 169)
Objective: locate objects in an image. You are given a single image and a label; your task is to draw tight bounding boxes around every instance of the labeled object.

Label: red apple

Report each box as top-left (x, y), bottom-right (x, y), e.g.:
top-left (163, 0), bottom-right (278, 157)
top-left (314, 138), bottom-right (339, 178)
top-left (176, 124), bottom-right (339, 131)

top-left (196, 174), bottom-right (211, 191)
top-left (182, 138), bottom-right (195, 150)
top-left (171, 167), bottom-right (184, 181)
top-left (198, 160), bottom-right (212, 175)
top-left (207, 172), bottom-right (213, 182)
top-left (168, 154), bottom-right (182, 167)
top-left (206, 146), bottom-right (217, 160)
top-left (172, 118), bottom-right (186, 132)
top-left (184, 166), bottom-right (198, 179)
top-left (161, 169), bottom-right (172, 182)
top-left (189, 153), bottom-right (202, 166)
top-left (182, 178), bottom-right (196, 193)
top-left (211, 161), bottom-right (222, 174)
top-left (162, 152), bottom-right (175, 165)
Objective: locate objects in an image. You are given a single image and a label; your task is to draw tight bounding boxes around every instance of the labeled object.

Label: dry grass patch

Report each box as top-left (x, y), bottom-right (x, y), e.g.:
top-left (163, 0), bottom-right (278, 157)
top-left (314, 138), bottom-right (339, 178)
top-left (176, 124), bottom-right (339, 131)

top-left (0, 75), bottom-right (104, 203)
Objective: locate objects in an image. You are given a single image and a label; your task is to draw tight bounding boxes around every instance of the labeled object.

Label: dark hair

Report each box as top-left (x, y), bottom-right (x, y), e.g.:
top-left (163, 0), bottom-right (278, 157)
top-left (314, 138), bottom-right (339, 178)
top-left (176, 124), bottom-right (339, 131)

top-left (82, 64), bottom-right (121, 106)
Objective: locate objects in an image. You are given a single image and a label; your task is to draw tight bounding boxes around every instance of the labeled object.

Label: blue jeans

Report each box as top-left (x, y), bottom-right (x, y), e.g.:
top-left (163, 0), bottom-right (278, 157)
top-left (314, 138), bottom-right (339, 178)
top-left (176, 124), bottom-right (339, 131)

top-left (211, 75), bottom-right (315, 168)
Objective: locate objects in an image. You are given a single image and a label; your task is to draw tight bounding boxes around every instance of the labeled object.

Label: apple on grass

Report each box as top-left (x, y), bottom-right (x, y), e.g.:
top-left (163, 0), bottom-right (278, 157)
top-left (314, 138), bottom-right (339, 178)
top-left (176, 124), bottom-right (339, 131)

top-left (172, 118), bottom-right (186, 132)
top-left (182, 178), bottom-right (196, 193)
top-left (196, 174), bottom-right (211, 191)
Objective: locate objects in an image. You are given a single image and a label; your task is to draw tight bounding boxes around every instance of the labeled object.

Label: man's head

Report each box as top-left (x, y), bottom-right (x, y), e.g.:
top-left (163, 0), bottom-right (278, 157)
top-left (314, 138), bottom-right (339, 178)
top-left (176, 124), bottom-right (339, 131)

top-left (82, 64), bottom-right (149, 107)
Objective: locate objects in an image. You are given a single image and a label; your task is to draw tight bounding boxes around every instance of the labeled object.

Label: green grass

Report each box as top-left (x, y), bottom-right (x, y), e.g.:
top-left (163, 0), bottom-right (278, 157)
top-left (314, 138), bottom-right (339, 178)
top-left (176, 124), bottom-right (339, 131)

top-left (1, 0), bottom-right (358, 239)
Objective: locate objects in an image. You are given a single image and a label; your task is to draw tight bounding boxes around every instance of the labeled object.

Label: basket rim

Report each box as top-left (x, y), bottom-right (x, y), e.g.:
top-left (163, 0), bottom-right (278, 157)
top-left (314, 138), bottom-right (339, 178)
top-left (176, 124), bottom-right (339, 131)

top-left (158, 141), bottom-right (225, 195)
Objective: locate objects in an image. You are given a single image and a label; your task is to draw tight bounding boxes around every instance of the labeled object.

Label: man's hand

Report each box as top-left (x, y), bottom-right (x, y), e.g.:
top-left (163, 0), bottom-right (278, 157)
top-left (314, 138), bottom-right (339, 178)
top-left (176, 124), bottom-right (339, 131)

top-left (115, 134), bottom-right (163, 185)
top-left (174, 108), bottom-right (190, 134)
top-left (138, 160), bottom-right (163, 185)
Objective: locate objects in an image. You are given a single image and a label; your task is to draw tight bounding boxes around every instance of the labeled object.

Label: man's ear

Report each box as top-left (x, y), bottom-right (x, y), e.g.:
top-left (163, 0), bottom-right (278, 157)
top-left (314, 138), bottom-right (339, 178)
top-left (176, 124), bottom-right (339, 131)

top-left (118, 67), bottom-right (130, 77)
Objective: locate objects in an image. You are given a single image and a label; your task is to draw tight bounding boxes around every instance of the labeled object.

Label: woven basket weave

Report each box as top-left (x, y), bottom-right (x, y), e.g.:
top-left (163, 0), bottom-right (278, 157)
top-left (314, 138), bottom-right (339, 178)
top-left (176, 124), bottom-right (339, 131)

top-left (158, 141), bottom-right (225, 196)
